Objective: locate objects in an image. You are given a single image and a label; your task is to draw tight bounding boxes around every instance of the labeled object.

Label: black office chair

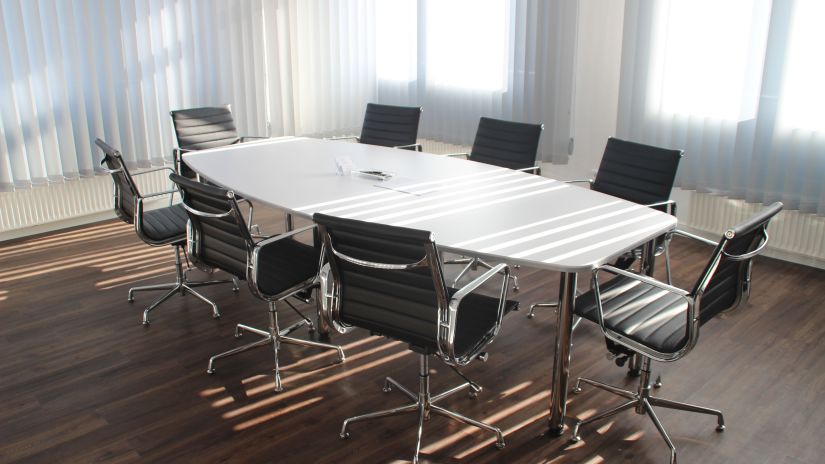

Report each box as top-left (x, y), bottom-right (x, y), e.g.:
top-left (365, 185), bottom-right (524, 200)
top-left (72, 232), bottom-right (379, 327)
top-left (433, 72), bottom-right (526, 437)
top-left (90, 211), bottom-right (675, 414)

top-left (315, 213), bottom-right (519, 463)
top-left (528, 137), bottom-right (683, 318)
top-left (569, 202), bottom-right (783, 464)
top-left (331, 102), bottom-right (423, 151)
top-left (94, 139), bottom-right (237, 325)
top-left (170, 104), bottom-right (267, 177)
top-left (170, 174), bottom-right (344, 392)
top-left (170, 104), bottom-right (268, 233)
top-left (445, 117), bottom-right (544, 289)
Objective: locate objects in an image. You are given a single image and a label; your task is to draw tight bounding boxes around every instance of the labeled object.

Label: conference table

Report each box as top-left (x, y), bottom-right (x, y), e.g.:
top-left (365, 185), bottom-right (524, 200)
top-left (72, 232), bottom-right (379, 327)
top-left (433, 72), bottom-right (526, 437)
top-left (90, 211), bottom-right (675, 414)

top-left (183, 136), bottom-right (677, 435)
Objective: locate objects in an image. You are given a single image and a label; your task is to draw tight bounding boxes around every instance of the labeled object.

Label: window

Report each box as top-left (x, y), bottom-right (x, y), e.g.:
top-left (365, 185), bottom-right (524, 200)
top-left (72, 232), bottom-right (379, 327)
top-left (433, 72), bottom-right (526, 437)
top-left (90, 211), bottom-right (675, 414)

top-left (425, 0), bottom-right (509, 91)
top-left (648, 0), bottom-right (769, 120)
top-left (375, 0), bottom-right (511, 92)
top-left (375, 0), bottom-right (417, 82)
top-left (778, 0), bottom-right (825, 131)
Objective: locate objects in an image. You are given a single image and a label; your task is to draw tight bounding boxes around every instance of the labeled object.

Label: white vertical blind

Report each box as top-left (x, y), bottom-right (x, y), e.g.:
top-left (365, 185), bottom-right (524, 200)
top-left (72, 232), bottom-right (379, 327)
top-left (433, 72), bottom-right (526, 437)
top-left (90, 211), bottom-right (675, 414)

top-left (0, 0), bottom-right (578, 192)
top-left (0, 0), bottom-right (271, 191)
top-left (618, 0), bottom-right (825, 215)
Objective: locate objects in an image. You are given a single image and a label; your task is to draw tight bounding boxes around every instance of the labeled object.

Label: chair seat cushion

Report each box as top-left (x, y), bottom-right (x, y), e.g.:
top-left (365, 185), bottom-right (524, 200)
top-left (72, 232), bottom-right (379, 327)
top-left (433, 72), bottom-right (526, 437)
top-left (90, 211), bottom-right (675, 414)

top-left (141, 204), bottom-right (187, 244)
top-left (254, 238), bottom-right (320, 298)
top-left (574, 275), bottom-right (689, 354)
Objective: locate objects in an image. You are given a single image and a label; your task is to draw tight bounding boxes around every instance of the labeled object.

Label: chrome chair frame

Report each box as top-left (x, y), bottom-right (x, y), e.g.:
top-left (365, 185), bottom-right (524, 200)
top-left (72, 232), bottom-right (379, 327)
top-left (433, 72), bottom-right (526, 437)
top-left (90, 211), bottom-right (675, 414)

top-left (570, 205), bottom-right (780, 464)
top-left (178, 188), bottom-right (344, 392)
top-left (95, 139), bottom-right (237, 325)
top-left (318, 224), bottom-right (510, 463)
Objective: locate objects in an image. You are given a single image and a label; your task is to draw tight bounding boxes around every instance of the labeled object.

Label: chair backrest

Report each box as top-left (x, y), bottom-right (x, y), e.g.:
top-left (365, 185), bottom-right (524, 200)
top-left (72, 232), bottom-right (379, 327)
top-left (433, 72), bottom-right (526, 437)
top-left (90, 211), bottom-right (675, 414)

top-left (693, 202), bottom-right (784, 324)
top-left (169, 173), bottom-right (253, 280)
top-left (95, 139), bottom-right (141, 224)
top-left (359, 103), bottom-right (422, 149)
top-left (469, 117), bottom-right (543, 170)
top-left (170, 104), bottom-right (241, 151)
top-left (314, 213), bottom-right (450, 352)
top-left (592, 137), bottom-right (683, 207)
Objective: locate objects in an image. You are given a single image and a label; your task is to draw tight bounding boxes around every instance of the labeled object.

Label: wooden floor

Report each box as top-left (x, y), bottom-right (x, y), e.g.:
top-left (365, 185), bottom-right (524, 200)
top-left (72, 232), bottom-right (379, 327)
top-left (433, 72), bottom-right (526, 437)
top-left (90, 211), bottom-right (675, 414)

top-left (2, 204), bottom-right (824, 464)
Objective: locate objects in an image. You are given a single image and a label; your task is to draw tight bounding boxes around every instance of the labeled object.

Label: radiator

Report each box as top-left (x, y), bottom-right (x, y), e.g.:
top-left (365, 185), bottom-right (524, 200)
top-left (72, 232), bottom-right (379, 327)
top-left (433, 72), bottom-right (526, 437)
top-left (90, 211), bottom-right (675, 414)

top-left (2, 153), bottom-right (823, 271)
top-left (677, 189), bottom-right (825, 269)
top-left (0, 169), bottom-right (173, 240)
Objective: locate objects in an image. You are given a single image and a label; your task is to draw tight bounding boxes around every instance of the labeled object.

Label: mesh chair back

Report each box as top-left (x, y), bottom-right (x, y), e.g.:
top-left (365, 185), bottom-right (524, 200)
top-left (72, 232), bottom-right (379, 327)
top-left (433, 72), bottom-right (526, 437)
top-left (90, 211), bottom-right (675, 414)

top-left (592, 137), bottom-right (683, 207)
top-left (694, 202), bottom-right (783, 324)
top-left (95, 139), bottom-right (140, 224)
top-left (469, 117), bottom-right (543, 170)
top-left (170, 173), bottom-right (253, 280)
top-left (170, 105), bottom-right (241, 151)
top-left (314, 213), bottom-right (449, 351)
top-left (359, 103), bottom-right (422, 149)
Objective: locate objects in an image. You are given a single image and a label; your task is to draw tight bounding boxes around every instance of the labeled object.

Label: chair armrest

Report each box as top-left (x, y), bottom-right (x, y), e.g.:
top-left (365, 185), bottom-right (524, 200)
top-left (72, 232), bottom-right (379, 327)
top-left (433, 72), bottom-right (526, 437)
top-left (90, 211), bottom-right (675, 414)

top-left (253, 223), bottom-right (316, 248)
top-left (131, 166), bottom-right (175, 177)
top-left (443, 152), bottom-right (470, 159)
top-left (564, 178), bottom-right (593, 185)
top-left (393, 143), bottom-right (423, 151)
top-left (515, 166), bottom-right (541, 175)
top-left (140, 188), bottom-right (180, 200)
top-left (590, 265), bottom-right (695, 362)
top-left (327, 135), bottom-right (360, 142)
top-left (249, 224), bottom-right (319, 301)
top-left (672, 229), bottom-right (718, 247)
top-left (438, 263), bottom-right (511, 366)
top-left (598, 264), bottom-right (690, 297)
top-left (239, 135), bottom-right (268, 142)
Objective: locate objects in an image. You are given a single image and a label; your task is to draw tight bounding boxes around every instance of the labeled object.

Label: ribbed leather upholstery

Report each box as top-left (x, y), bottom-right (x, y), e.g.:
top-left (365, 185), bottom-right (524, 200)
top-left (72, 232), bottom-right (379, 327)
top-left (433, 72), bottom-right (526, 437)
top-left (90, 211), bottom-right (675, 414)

top-left (171, 174), bottom-right (252, 279)
top-left (171, 174), bottom-right (321, 297)
top-left (254, 238), bottom-right (320, 297)
top-left (469, 117), bottom-right (543, 171)
top-left (592, 137), bottom-right (682, 207)
top-left (359, 103), bottom-right (422, 149)
top-left (141, 205), bottom-right (187, 244)
top-left (315, 213), bottom-right (518, 356)
top-left (96, 138), bottom-right (186, 246)
top-left (170, 105), bottom-right (241, 151)
top-left (575, 202), bottom-right (783, 356)
top-left (575, 277), bottom-right (689, 353)
top-left (97, 139), bottom-right (140, 225)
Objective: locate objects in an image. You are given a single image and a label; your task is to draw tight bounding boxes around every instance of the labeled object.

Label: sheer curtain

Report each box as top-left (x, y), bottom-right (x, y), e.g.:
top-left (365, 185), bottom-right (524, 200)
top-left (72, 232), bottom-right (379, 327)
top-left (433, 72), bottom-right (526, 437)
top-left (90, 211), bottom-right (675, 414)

top-left (618, 0), bottom-right (825, 215)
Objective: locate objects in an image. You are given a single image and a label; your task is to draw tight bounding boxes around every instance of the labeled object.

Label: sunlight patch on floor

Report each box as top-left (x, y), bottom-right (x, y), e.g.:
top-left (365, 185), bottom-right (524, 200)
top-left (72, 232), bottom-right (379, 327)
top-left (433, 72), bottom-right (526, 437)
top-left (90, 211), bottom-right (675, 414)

top-left (218, 350), bottom-right (410, 418)
top-left (232, 396), bottom-right (324, 431)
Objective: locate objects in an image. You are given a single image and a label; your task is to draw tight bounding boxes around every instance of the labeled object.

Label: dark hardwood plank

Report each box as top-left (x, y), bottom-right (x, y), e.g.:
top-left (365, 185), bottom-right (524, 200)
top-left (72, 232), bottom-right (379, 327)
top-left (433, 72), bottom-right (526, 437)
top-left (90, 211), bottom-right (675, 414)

top-left (1, 204), bottom-right (823, 463)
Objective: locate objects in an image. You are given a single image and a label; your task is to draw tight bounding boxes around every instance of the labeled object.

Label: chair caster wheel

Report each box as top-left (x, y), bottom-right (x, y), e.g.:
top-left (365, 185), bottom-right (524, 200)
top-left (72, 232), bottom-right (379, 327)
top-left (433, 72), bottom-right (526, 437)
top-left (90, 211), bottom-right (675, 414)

top-left (527, 313), bottom-right (535, 319)
top-left (572, 386), bottom-right (582, 394)
top-left (570, 435), bottom-right (581, 443)
top-left (212, 314), bottom-right (221, 320)
top-left (207, 369), bottom-right (215, 375)
top-left (383, 386), bottom-right (392, 393)
top-left (495, 441), bottom-right (505, 450)
top-left (469, 390), bottom-right (479, 399)
top-left (716, 424), bottom-right (725, 432)
top-left (142, 320), bottom-right (150, 326)
top-left (340, 432), bottom-right (350, 440)
top-left (128, 297), bottom-right (135, 302)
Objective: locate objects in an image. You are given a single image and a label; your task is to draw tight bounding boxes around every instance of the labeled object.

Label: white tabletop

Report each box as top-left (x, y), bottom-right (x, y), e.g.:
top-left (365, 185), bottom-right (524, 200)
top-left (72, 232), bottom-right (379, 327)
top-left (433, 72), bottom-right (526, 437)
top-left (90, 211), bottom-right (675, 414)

top-left (183, 136), bottom-right (676, 273)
